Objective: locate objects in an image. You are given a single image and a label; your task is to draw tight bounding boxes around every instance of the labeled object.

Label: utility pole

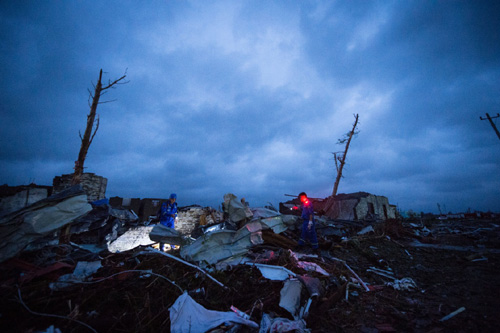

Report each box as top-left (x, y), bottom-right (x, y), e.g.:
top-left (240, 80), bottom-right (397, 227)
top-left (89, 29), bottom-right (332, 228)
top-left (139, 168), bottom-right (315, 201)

top-left (480, 113), bottom-right (500, 141)
top-left (332, 114), bottom-right (359, 196)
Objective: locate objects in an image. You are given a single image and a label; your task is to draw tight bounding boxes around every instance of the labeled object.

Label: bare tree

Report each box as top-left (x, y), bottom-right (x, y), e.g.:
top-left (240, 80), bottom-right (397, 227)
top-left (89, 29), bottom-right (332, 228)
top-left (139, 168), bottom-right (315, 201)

top-left (60, 69), bottom-right (127, 245)
top-left (72, 69), bottom-right (128, 185)
top-left (332, 114), bottom-right (359, 196)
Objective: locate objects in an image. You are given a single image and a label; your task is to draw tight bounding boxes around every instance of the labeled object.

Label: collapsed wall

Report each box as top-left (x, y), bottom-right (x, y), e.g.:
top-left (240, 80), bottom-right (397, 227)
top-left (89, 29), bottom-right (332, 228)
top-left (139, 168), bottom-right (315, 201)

top-left (177, 206), bottom-right (220, 235)
top-left (53, 173), bottom-right (107, 202)
top-left (320, 192), bottom-right (396, 220)
top-left (282, 192), bottom-right (397, 221)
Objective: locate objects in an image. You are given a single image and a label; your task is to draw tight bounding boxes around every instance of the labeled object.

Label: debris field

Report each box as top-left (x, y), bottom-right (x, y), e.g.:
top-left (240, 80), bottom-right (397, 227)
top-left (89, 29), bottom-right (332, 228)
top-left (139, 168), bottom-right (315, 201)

top-left (1, 189), bottom-right (499, 332)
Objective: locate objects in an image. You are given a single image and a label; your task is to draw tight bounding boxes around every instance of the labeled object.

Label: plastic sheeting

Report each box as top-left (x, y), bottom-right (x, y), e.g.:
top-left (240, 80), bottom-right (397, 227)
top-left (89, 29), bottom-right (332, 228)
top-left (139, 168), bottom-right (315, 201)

top-left (297, 275), bottom-right (324, 297)
top-left (251, 207), bottom-right (281, 219)
top-left (259, 313), bottom-right (308, 333)
top-left (260, 216), bottom-right (287, 234)
top-left (107, 226), bottom-right (155, 253)
top-left (279, 278), bottom-right (302, 318)
top-left (169, 292), bottom-right (258, 332)
top-left (357, 225), bottom-right (375, 235)
top-left (0, 186), bottom-right (92, 263)
top-left (69, 204), bottom-right (111, 234)
top-left (110, 207), bottom-right (138, 222)
top-left (296, 261), bottom-right (330, 276)
top-left (49, 260), bottom-right (102, 290)
top-left (250, 207), bottom-right (287, 234)
top-left (289, 250), bottom-right (330, 276)
top-left (180, 221), bottom-right (263, 265)
top-left (246, 263), bottom-right (296, 280)
top-left (281, 214), bottom-right (299, 231)
top-left (214, 255), bottom-right (252, 271)
top-left (149, 224), bottom-right (188, 246)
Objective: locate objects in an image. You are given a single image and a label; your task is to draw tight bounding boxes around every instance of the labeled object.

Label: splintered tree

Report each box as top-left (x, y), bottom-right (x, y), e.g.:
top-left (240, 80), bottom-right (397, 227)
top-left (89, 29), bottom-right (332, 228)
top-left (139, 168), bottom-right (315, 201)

top-left (60, 69), bottom-right (127, 244)
top-left (72, 69), bottom-right (128, 185)
top-left (332, 114), bottom-right (359, 196)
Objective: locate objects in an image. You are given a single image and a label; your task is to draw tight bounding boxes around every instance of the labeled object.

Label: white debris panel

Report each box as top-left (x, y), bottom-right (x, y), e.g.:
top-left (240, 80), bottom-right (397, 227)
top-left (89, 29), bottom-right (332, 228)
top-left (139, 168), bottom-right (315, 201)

top-left (0, 186), bottom-right (92, 263)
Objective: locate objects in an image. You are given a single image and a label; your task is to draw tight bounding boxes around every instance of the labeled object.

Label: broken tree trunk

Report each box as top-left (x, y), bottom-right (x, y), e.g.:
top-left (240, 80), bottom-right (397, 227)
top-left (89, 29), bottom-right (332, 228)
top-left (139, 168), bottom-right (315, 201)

top-left (60, 69), bottom-right (127, 244)
top-left (332, 114), bottom-right (359, 196)
top-left (72, 70), bottom-right (102, 185)
top-left (72, 69), bottom-right (127, 185)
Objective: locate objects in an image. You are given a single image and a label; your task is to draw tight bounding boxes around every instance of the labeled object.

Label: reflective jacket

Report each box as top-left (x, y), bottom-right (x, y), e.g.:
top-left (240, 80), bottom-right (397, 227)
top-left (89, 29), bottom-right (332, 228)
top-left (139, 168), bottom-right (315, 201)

top-left (160, 201), bottom-right (177, 224)
top-left (301, 201), bottom-right (314, 221)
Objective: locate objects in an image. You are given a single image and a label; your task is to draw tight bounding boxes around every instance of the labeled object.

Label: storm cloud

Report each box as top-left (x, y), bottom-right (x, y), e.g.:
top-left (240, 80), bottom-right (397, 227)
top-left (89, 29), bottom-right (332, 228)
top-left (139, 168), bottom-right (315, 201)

top-left (1, 0), bottom-right (499, 213)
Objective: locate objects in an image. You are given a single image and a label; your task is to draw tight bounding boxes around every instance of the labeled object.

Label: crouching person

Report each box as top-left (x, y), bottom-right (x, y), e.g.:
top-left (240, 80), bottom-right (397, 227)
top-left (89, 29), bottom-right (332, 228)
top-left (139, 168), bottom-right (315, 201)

top-left (158, 193), bottom-right (178, 251)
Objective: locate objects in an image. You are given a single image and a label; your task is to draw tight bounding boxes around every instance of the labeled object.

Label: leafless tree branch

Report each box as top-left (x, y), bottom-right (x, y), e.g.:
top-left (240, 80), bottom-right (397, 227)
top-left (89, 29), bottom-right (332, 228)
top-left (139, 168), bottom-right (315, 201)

top-left (101, 69), bottom-right (128, 90)
top-left (98, 99), bottom-right (118, 104)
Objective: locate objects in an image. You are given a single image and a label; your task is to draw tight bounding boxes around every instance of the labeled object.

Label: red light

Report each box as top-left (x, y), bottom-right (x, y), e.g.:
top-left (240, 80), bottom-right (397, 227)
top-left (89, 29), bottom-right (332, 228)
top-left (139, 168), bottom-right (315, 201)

top-left (292, 206), bottom-right (298, 210)
top-left (299, 195), bottom-right (310, 206)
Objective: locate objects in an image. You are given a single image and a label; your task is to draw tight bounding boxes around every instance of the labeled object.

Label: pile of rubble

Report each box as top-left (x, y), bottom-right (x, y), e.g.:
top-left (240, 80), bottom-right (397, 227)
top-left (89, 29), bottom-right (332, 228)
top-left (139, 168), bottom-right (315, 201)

top-left (1, 187), bottom-right (499, 332)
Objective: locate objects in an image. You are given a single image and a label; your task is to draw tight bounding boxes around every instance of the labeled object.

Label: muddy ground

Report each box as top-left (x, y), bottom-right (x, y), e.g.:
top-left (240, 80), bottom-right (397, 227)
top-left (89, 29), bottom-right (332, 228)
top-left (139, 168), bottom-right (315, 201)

top-left (1, 217), bottom-right (499, 332)
top-left (318, 218), bottom-right (500, 332)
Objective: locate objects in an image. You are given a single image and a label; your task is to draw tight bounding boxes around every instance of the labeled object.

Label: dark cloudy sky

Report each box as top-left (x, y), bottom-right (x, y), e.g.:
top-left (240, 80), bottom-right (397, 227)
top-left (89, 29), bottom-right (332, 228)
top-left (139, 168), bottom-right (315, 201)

top-left (1, 1), bottom-right (499, 213)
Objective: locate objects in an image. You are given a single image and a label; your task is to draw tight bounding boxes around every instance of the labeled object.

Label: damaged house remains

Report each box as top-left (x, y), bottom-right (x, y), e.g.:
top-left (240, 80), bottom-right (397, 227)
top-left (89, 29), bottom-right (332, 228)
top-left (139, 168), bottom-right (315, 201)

top-left (0, 173), bottom-right (107, 219)
top-left (317, 192), bottom-right (397, 221)
top-left (1, 183), bottom-right (499, 332)
top-left (281, 192), bottom-right (397, 221)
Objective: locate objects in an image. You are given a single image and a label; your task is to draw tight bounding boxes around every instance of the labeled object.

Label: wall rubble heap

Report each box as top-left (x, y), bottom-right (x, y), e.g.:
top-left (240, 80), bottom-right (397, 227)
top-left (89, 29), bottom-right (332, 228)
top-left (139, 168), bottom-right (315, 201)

top-left (53, 173), bottom-right (107, 202)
